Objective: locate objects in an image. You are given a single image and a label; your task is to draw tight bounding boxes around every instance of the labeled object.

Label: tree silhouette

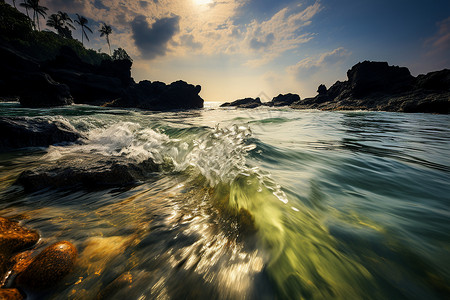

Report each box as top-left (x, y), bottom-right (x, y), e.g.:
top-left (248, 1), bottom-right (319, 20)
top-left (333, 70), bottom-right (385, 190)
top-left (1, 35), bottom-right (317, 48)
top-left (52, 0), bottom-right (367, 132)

top-left (99, 22), bottom-right (112, 55)
top-left (20, 0), bottom-right (48, 31)
top-left (20, 0), bottom-right (30, 19)
top-left (75, 14), bottom-right (92, 46)
top-left (46, 11), bottom-right (74, 38)
top-left (112, 48), bottom-right (132, 62)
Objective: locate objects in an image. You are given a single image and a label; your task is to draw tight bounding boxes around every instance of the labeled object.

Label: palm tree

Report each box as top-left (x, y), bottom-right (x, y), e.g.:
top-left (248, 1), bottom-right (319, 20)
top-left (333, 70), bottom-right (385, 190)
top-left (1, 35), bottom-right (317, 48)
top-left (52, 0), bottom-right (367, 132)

top-left (20, 0), bottom-right (48, 31)
top-left (20, 0), bottom-right (30, 19)
top-left (74, 14), bottom-right (92, 46)
top-left (99, 23), bottom-right (112, 55)
top-left (46, 13), bottom-right (61, 30)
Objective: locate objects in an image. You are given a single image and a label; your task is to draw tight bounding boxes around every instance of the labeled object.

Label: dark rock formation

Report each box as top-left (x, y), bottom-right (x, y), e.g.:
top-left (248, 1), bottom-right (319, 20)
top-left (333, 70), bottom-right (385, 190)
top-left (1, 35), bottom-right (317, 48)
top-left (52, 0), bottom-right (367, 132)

top-left (0, 41), bottom-right (203, 109)
top-left (291, 61), bottom-right (450, 114)
top-left (19, 72), bottom-right (73, 107)
top-left (43, 46), bottom-right (132, 104)
top-left (108, 80), bottom-right (204, 110)
top-left (16, 155), bottom-right (160, 192)
top-left (0, 117), bottom-right (84, 151)
top-left (16, 241), bottom-right (77, 290)
top-left (220, 97), bottom-right (262, 109)
top-left (267, 93), bottom-right (300, 107)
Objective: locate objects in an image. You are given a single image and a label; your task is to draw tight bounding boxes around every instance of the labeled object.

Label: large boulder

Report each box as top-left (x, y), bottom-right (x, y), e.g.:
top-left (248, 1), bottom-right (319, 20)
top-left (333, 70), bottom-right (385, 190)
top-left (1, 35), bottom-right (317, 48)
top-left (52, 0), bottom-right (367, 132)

top-left (16, 241), bottom-right (77, 290)
top-left (19, 72), bottom-right (73, 107)
top-left (16, 156), bottom-right (160, 192)
top-left (0, 117), bottom-right (84, 151)
top-left (346, 61), bottom-right (415, 97)
top-left (109, 80), bottom-right (204, 110)
top-left (220, 97), bottom-right (262, 109)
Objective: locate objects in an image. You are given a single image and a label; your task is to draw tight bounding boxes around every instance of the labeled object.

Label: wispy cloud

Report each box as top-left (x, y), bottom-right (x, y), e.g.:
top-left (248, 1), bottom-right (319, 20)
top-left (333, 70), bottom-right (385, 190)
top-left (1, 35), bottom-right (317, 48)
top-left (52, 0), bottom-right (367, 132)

top-left (287, 47), bottom-right (350, 76)
top-left (425, 17), bottom-right (450, 65)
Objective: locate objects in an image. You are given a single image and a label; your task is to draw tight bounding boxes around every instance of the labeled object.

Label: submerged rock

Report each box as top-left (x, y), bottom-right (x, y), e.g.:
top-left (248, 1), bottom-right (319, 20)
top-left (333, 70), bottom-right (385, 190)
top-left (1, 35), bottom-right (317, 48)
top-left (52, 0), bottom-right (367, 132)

top-left (16, 241), bottom-right (77, 290)
top-left (16, 156), bottom-right (160, 192)
top-left (291, 61), bottom-right (450, 114)
top-left (0, 217), bottom-right (39, 277)
top-left (0, 117), bottom-right (84, 151)
top-left (221, 97), bottom-right (262, 109)
top-left (0, 217), bottom-right (40, 254)
top-left (0, 288), bottom-right (23, 300)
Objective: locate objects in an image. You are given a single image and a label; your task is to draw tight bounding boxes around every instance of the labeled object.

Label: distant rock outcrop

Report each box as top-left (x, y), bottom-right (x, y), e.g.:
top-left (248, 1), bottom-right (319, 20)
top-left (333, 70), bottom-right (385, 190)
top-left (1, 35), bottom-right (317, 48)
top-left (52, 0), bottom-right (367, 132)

top-left (108, 80), bottom-right (204, 111)
top-left (0, 117), bottom-right (84, 151)
top-left (220, 97), bottom-right (262, 109)
top-left (266, 93), bottom-right (300, 107)
top-left (291, 61), bottom-right (450, 114)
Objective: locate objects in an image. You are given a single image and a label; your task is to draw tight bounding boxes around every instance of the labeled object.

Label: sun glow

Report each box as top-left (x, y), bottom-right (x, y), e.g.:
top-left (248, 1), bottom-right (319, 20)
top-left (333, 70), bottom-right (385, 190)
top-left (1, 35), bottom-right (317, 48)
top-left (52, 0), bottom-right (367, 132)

top-left (194, 0), bottom-right (213, 6)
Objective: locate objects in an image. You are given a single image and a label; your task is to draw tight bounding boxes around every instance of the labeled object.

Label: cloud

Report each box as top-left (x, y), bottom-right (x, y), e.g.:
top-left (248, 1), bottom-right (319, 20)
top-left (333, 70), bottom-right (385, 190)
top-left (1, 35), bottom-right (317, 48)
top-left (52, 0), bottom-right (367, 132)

top-left (131, 15), bottom-right (180, 60)
top-left (250, 33), bottom-right (275, 50)
top-left (180, 34), bottom-right (203, 50)
top-left (241, 2), bottom-right (322, 66)
top-left (93, 0), bottom-right (109, 11)
top-left (425, 17), bottom-right (450, 64)
top-left (45, 0), bottom-right (86, 12)
top-left (287, 47), bottom-right (350, 76)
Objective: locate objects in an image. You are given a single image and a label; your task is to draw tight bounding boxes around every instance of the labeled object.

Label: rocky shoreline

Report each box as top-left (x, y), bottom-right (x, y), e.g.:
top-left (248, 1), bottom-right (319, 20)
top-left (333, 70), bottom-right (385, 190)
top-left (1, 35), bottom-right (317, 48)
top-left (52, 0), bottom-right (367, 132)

top-left (221, 61), bottom-right (449, 114)
top-left (0, 43), bottom-right (204, 110)
top-left (0, 217), bottom-right (77, 299)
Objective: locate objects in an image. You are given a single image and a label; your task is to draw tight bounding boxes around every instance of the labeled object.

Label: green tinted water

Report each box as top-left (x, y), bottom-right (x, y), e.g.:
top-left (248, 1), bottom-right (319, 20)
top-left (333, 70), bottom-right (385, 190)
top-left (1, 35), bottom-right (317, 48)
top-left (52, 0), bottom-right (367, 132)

top-left (0, 103), bottom-right (449, 299)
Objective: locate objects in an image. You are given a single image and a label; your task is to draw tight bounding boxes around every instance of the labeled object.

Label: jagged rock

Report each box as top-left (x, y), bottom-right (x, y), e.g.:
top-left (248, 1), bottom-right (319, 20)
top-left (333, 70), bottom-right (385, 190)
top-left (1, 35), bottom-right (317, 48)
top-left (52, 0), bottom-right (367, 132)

top-left (317, 84), bottom-right (327, 95)
top-left (291, 61), bottom-right (450, 114)
top-left (347, 61), bottom-right (415, 97)
top-left (109, 80), bottom-right (204, 110)
top-left (16, 155), bottom-right (160, 192)
top-left (268, 93), bottom-right (300, 107)
top-left (416, 69), bottom-right (450, 91)
top-left (19, 72), bottom-right (73, 108)
top-left (0, 117), bottom-right (84, 151)
top-left (220, 97), bottom-right (262, 109)
top-left (16, 241), bottom-right (77, 290)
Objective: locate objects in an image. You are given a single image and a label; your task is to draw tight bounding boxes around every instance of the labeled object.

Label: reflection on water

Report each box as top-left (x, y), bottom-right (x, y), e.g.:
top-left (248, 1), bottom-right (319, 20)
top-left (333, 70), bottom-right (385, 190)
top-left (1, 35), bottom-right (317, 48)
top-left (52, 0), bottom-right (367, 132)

top-left (1, 106), bottom-right (449, 299)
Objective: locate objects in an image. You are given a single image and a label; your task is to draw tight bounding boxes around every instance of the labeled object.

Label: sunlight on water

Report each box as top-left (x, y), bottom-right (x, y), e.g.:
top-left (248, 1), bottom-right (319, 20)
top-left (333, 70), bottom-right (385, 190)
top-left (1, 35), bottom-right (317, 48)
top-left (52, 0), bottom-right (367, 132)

top-left (0, 105), bottom-right (449, 299)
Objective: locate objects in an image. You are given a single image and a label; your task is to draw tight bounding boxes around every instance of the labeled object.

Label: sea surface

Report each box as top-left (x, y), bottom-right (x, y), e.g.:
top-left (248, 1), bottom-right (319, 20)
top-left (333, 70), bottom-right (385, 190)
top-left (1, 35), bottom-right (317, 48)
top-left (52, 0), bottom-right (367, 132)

top-left (0, 102), bottom-right (449, 299)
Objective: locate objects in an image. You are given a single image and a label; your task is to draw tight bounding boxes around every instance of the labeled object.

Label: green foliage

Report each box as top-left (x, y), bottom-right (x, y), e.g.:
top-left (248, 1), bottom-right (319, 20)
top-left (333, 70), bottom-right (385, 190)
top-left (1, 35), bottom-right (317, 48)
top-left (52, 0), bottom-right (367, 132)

top-left (112, 48), bottom-right (132, 62)
top-left (0, 2), bottom-right (33, 40)
top-left (0, 3), bottom-right (110, 65)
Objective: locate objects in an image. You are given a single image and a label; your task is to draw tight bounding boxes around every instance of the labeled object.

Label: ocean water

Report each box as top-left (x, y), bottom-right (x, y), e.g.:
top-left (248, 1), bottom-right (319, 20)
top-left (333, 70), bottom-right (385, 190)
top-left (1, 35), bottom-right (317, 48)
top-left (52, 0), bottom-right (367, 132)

top-left (0, 102), bottom-right (449, 299)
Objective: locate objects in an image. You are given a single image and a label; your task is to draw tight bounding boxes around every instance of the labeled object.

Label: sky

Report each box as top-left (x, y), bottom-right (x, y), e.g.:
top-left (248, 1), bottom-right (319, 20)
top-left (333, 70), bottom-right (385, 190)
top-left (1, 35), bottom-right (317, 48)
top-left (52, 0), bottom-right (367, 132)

top-left (7, 0), bottom-right (450, 102)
